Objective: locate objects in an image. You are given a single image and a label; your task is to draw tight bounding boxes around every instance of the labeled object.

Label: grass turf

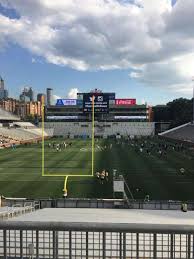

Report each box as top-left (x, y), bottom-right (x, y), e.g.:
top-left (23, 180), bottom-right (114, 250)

top-left (0, 137), bottom-right (194, 200)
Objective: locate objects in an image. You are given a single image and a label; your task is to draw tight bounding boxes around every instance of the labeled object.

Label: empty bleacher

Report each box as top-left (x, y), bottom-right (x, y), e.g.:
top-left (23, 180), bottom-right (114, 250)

top-left (0, 107), bottom-right (20, 121)
top-left (0, 122), bottom-right (49, 145)
top-left (0, 127), bottom-right (39, 141)
top-left (42, 122), bottom-right (155, 138)
top-left (13, 122), bottom-right (49, 138)
top-left (0, 106), bottom-right (50, 144)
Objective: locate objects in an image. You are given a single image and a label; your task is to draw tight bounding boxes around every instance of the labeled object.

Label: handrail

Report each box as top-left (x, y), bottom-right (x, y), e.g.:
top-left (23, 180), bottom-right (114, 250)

top-left (0, 221), bottom-right (194, 234)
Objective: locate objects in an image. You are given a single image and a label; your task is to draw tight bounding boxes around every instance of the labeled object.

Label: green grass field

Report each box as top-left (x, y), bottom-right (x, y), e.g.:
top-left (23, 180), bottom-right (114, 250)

top-left (0, 137), bottom-right (194, 200)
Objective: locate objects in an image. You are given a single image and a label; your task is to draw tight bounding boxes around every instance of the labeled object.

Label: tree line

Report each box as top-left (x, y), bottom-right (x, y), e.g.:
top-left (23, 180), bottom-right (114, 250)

top-left (153, 98), bottom-right (193, 128)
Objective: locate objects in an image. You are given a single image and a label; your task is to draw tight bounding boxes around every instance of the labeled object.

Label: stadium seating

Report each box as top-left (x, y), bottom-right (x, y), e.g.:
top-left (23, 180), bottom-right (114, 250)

top-left (0, 123), bottom-right (49, 144)
top-left (0, 135), bottom-right (20, 148)
top-left (13, 122), bottom-right (35, 127)
top-left (160, 123), bottom-right (194, 143)
top-left (43, 128), bottom-right (54, 137)
top-left (12, 122), bottom-right (49, 138)
top-left (0, 127), bottom-right (38, 141)
top-left (0, 107), bottom-right (20, 121)
top-left (42, 122), bottom-right (155, 138)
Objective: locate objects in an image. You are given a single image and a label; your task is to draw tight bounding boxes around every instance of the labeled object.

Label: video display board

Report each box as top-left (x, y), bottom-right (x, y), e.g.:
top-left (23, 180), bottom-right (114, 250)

top-left (83, 93), bottom-right (109, 113)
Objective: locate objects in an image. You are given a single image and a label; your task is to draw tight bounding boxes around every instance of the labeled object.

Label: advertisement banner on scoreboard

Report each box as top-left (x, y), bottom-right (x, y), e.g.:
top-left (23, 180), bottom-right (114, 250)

top-left (83, 93), bottom-right (109, 113)
top-left (56, 99), bottom-right (77, 106)
top-left (115, 99), bottom-right (136, 106)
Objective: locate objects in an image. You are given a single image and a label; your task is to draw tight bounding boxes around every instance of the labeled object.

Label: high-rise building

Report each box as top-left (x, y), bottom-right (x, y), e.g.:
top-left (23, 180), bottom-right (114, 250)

top-left (20, 87), bottom-right (34, 102)
top-left (46, 88), bottom-right (53, 106)
top-left (0, 76), bottom-right (8, 100)
top-left (37, 93), bottom-right (46, 103)
top-left (0, 89), bottom-right (8, 100)
top-left (0, 77), bottom-right (4, 90)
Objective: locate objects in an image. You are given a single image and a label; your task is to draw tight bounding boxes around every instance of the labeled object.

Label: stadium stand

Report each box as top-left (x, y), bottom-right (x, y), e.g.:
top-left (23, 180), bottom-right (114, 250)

top-left (159, 122), bottom-right (194, 143)
top-left (13, 122), bottom-right (36, 128)
top-left (0, 126), bottom-right (49, 142)
top-left (43, 127), bottom-right (54, 137)
top-left (0, 107), bottom-right (20, 121)
top-left (0, 127), bottom-right (39, 141)
top-left (0, 120), bottom-right (49, 147)
top-left (0, 135), bottom-right (20, 148)
top-left (42, 122), bottom-right (155, 138)
top-left (13, 122), bottom-right (46, 137)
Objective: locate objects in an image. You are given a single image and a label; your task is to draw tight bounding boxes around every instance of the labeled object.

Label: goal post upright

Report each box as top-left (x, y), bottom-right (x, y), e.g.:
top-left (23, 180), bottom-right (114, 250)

top-left (41, 95), bottom-right (45, 177)
top-left (92, 95), bottom-right (95, 177)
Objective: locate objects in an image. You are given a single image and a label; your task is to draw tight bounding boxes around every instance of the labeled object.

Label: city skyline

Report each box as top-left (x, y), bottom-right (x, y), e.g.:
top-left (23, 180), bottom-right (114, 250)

top-left (0, 0), bottom-right (194, 105)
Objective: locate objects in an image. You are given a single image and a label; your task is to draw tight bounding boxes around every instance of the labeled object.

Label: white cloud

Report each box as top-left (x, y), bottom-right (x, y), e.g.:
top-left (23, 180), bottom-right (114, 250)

top-left (0, 0), bottom-right (194, 93)
top-left (67, 88), bottom-right (79, 99)
top-left (52, 94), bottom-right (61, 100)
top-left (130, 53), bottom-right (194, 93)
top-left (52, 94), bottom-right (61, 105)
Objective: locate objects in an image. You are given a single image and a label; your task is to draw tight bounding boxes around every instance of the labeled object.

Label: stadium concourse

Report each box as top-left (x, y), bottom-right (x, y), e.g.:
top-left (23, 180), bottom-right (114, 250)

top-left (0, 207), bottom-right (194, 258)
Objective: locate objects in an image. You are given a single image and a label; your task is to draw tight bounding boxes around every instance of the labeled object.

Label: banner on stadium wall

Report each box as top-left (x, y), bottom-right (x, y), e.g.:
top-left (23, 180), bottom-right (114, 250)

top-left (115, 116), bottom-right (146, 119)
top-left (47, 116), bottom-right (78, 120)
top-left (115, 99), bottom-right (136, 105)
top-left (56, 99), bottom-right (77, 106)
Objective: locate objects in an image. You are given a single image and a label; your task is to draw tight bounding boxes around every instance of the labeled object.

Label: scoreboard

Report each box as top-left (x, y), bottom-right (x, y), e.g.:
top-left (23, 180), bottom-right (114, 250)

top-left (83, 93), bottom-right (110, 113)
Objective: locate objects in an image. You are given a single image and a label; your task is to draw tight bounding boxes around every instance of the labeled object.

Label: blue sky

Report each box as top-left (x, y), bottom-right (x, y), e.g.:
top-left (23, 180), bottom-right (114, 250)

top-left (0, 44), bottom-right (177, 105)
top-left (0, 0), bottom-right (193, 105)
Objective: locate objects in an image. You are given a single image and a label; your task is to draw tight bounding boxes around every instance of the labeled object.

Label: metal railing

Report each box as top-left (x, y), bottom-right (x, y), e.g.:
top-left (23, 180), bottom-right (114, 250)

top-left (0, 221), bottom-right (193, 258)
top-left (4, 197), bottom-right (194, 210)
top-left (0, 202), bottom-right (40, 221)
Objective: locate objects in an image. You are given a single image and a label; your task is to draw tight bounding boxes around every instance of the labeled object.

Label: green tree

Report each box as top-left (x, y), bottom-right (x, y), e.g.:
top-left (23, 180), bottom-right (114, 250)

top-left (167, 98), bottom-right (193, 127)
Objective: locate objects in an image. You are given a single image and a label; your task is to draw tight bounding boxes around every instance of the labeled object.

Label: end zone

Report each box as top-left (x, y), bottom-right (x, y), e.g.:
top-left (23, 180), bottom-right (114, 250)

top-left (41, 96), bottom-right (95, 178)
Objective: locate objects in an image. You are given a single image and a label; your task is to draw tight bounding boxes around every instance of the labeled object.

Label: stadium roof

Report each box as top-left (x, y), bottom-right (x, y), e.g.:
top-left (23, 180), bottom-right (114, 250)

top-left (0, 107), bottom-right (20, 121)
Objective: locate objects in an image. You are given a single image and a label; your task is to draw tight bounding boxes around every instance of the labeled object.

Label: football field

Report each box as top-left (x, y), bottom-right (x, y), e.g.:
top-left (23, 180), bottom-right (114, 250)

top-left (0, 137), bottom-right (194, 200)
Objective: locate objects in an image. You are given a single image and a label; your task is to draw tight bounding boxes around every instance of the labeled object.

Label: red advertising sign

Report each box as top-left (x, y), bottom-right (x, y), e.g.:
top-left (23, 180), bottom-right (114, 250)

top-left (115, 99), bottom-right (136, 105)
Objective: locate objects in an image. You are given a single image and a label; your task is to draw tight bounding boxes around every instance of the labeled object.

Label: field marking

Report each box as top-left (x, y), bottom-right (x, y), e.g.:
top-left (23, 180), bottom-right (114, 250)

top-left (41, 96), bottom-right (95, 178)
top-left (80, 145), bottom-right (102, 152)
